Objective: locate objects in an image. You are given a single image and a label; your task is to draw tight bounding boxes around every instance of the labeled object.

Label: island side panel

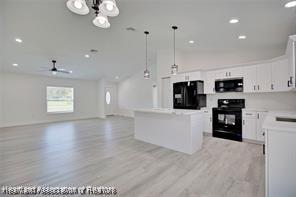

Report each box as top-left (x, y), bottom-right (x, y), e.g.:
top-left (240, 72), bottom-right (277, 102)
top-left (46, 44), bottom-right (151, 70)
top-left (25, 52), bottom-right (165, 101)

top-left (134, 111), bottom-right (192, 154)
top-left (190, 113), bottom-right (204, 153)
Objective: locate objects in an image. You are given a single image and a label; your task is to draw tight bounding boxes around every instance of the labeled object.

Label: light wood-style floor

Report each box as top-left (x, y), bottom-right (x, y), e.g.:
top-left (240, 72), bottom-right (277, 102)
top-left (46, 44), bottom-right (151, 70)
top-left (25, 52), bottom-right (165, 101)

top-left (0, 116), bottom-right (265, 197)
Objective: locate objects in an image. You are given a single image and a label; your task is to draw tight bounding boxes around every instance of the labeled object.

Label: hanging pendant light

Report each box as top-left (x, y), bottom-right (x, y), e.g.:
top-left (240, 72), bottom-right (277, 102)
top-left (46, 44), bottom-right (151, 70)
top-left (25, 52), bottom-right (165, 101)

top-left (93, 11), bottom-right (110, 28)
top-left (171, 26), bottom-right (178, 75)
top-left (66, 0), bottom-right (89, 15)
top-left (144, 31), bottom-right (151, 79)
top-left (99, 0), bottom-right (120, 17)
top-left (66, 0), bottom-right (119, 28)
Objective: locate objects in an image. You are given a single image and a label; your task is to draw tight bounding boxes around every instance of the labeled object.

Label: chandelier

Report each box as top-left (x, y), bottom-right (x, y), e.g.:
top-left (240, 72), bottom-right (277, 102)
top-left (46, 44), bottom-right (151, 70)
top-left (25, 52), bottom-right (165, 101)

top-left (66, 0), bottom-right (119, 28)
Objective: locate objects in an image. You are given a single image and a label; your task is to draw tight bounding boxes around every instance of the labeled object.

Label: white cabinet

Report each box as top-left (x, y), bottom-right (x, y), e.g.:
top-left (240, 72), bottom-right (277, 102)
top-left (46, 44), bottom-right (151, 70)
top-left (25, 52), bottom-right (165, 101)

top-left (263, 112), bottom-right (296, 197)
top-left (171, 71), bottom-right (202, 84)
top-left (202, 109), bottom-right (212, 134)
top-left (257, 63), bottom-right (272, 92)
top-left (243, 66), bottom-right (257, 93)
top-left (256, 112), bottom-right (267, 141)
top-left (271, 59), bottom-right (292, 92)
top-left (215, 67), bottom-right (242, 80)
top-left (242, 111), bottom-right (257, 140)
top-left (286, 35), bottom-right (296, 89)
top-left (242, 110), bottom-right (267, 142)
top-left (204, 71), bottom-right (216, 94)
top-left (243, 64), bottom-right (272, 93)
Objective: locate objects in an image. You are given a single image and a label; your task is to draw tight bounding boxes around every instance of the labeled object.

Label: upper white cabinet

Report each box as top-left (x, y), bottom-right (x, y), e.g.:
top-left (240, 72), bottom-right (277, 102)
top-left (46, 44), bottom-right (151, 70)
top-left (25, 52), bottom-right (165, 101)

top-left (257, 63), bottom-right (272, 92)
top-left (204, 71), bottom-right (216, 94)
top-left (243, 63), bottom-right (272, 93)
top-left (286, 35), bottom-right (296, 89)
top-left (243, 66), bottom-right (257, 93)
top-left (271, 59), bottom-right (291, 92)
top-left (215, 67), bottom-right (242, 80)
top-left (171, 71), bottom-right (202, 84)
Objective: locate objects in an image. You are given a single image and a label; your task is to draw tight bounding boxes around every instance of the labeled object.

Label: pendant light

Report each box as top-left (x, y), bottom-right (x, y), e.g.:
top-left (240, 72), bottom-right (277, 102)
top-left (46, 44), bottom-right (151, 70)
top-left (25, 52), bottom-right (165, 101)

top-left (99, 0), bottom-right (120, 17)
top-left (93, 11), bottom-right (110, 28)
top-left (144, 31), bottom-right (151, 79)
top-left (66, 0), bottom-right (119, 28)
top-left (66, 0), bottom-right (89, 15)
top-left (171, 26), bottom-right (178, 75)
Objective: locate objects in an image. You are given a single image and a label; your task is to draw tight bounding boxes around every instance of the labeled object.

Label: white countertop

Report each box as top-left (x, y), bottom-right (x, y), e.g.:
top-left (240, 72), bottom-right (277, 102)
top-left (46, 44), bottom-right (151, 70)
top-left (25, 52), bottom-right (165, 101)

top-left (243, 108), bottom-right (268, 112)
top-left (263, 111), bottom-right (296, 132)
top-left (134, 108), bottom-right (202, 115)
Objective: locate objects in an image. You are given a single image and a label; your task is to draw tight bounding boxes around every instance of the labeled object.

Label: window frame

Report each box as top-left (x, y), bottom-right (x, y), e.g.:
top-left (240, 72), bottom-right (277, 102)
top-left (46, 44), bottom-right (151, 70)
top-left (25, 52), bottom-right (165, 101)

top-left (46, 86), bottom-right (74, 114)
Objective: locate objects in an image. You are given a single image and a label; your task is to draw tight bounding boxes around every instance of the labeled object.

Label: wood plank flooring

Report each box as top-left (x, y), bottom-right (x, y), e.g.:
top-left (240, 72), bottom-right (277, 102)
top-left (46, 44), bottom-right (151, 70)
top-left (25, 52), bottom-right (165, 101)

top-left (0, 116), bottom-right (265, 197)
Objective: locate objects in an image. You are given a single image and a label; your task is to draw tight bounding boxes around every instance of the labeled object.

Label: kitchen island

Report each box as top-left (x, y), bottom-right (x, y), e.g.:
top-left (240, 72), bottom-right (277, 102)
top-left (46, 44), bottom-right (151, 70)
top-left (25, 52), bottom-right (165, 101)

top-left (134, 109), bottom-right (204, 154)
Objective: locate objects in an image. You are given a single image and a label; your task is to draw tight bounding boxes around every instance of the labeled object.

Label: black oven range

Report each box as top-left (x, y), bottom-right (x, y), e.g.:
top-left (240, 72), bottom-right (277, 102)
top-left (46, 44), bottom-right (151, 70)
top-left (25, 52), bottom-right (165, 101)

top-left (212, 99), bottom-right (245, 142)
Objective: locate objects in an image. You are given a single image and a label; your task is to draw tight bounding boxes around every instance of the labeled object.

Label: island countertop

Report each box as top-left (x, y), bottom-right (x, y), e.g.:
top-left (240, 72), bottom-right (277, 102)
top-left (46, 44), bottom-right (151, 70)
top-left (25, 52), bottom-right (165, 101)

top-left (134, 108), bottom-right (203, 115)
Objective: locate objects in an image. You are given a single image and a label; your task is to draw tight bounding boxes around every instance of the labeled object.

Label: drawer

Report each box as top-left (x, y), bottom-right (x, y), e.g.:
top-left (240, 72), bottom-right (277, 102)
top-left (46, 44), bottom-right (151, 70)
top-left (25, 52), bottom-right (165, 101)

top-left (202, 109), bottom-right (212, 115)
top-left (243, 111), bottom-right (257, 118)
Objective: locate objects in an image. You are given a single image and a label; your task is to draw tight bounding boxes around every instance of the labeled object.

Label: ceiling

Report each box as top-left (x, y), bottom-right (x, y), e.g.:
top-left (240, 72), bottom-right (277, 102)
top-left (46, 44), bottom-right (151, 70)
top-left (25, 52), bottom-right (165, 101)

top-left (0, 0), bottom-right (295, 80)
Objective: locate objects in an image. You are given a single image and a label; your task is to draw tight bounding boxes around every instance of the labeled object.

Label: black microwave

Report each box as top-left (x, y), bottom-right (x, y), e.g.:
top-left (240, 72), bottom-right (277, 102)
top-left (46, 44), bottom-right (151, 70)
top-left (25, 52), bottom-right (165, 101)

top-left (215, 78), bottom-right (243, 93)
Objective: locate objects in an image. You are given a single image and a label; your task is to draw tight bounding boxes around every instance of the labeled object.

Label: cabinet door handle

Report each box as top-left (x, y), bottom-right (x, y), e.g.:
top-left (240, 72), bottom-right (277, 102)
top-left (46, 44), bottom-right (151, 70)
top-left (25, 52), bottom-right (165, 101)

top-left (245, 113), bottom-right (253, 115)
top-left (257, 85), bottom-right (260, 90)
top-left (271, 84), bottom-right (274, 90)
top-left (226, 72), bottom-right (228, 77)
top-left (229, 72), bottom-right (231, 77)
top-left (243, 120), bottom-right (245, 125)
top-left (290, 76), bottom-right (293, 86)
top-left (288, 80), bottom-right (290, 87)
top-left (257, 113), bottom-right (259, 119)
top-left (254, 85), bottom-right (256, 91)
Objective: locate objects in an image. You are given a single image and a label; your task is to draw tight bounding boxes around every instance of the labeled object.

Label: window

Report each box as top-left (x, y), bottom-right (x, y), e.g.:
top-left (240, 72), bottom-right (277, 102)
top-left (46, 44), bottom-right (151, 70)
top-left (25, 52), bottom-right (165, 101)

top-left (47, 86), bottom-right (74, 113)
top-left (106, 91), bottom-right (111, 105)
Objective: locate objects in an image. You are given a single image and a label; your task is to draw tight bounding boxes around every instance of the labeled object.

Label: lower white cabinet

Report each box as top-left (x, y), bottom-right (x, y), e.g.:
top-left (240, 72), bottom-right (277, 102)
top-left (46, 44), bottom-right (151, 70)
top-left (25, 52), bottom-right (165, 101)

top-left (263, 112), bottom-right (296, 197)
top-left (243, 111), bottom-right (257, 140)
top-left (242, 110), bottom-right (267, 142)
top-left (202, 109), bottom-right (212, 134)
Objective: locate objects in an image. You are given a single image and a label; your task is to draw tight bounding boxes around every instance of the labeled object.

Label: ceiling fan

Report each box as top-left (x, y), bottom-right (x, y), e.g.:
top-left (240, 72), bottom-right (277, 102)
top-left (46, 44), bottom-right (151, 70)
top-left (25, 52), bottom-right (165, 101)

top-left (39, 60), bottom-right (72, 75)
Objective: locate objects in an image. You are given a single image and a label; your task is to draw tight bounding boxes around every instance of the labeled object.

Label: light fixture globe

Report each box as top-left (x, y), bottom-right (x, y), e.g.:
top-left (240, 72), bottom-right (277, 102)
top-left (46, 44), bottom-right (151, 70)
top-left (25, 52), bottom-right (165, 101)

top-left (66, 0), bottom-right (89, 15)
top-left (285, 1), bottom-right (296, 8)
top-left (93, 13), bottom-right (110, 28)
top-left (171, 64), bottom-right (178, 75)
top-left (99, 0), bottom-right (119, 17)
top-left (144, 69), bottom-right (150, 79)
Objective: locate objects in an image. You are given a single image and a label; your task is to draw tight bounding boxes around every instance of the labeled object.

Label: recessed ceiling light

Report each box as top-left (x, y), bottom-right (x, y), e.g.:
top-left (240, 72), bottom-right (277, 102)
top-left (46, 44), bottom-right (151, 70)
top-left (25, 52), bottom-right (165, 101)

top-left (85, 54), bottom-right (90, 58)
top-left (238, 35), bottom-right (247, 40)
top-left (69, 70), bottom-right (73, 74)
top-left (115, 76), bottom-right (119, 80)
top-left (229, 18), bottom-right (239, 24)
top-left (285, 1), bottom-right (296, 8)
top-left (12, 63), bottom-right (18, 67)
top-left (189, 40), bottom-right (195, 44)
top-left (15, 38), bottom-right (23, 43)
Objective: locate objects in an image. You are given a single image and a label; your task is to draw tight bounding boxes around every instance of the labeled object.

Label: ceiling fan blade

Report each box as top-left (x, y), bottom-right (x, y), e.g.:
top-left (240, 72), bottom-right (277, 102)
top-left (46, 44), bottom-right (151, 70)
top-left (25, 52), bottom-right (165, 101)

top-left (57, 70), bottom-right (71, 74)
top-left (37, 69), bottom-right (50, 72)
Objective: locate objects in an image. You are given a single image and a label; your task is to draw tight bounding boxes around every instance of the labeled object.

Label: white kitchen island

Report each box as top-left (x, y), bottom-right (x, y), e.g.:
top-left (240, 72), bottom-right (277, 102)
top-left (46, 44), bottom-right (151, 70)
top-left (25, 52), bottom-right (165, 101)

top-left (134, 109), bottom-right (204, 154)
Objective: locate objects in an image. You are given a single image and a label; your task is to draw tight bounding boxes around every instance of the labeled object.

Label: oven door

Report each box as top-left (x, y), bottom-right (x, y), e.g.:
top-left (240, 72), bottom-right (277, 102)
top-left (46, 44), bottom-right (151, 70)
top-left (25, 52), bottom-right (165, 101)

top-left (212, 108), bottom-right (242, 141)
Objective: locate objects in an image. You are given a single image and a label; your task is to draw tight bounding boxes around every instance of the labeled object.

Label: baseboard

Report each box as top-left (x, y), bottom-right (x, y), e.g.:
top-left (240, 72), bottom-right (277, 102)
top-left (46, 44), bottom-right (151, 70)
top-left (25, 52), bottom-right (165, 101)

top-left (0, 116), bottom-right (102, 128)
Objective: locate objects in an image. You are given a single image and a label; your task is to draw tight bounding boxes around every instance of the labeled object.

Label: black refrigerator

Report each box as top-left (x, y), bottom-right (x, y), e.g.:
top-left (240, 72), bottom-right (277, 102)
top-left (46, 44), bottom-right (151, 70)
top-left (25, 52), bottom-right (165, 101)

top-left (173, 80), bottom-right (206, 110)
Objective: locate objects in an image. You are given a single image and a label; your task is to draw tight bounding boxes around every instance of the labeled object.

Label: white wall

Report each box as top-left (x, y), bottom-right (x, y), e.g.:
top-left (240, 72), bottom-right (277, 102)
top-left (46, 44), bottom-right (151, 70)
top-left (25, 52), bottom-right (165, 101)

top-left (207, 92), bottom-right (296, 111)
top-left (97, 78), bottom-right (106, 119)
top-left (117, 71), bottom-right (155, 117)
top-left (1, 72), bottom-right (99, 127)
top-left (0, 73), bottom-right (3, 127)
